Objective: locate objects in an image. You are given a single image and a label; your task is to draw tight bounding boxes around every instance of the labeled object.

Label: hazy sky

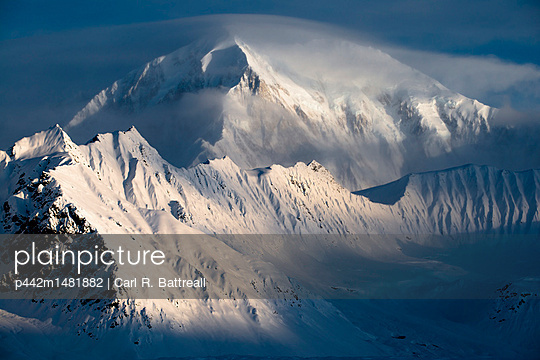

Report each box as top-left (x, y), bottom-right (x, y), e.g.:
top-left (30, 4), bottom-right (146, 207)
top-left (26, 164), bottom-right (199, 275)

top-left (0, 1), bottom-right (539, 148)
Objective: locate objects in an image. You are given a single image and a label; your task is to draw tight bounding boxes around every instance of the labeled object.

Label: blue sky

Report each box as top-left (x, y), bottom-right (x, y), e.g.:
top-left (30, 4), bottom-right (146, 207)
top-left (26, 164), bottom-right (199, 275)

top-left (0, 1), bottom-right (539, 147)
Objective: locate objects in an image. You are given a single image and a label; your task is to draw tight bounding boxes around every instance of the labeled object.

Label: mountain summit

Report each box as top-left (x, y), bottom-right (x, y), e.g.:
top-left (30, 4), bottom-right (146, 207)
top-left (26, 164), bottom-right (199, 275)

top-left (64, 28), bottom-right (508, 189)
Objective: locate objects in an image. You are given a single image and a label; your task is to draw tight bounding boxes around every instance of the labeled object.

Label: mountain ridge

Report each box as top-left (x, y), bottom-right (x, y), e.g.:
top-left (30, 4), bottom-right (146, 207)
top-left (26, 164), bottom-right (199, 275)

top-left (2, 125), bottom-right (539, 236)
top-left (0, 125), bottom-right (539, 359)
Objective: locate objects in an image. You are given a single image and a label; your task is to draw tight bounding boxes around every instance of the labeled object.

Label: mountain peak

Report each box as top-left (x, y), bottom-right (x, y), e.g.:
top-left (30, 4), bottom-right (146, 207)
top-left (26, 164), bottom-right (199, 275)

top-left (64, 31), bottom-right (504, 189)
top-left (8, 124), bottom-right (76, 161)
top-left (120, 125), bottom-right (144, 138)
top-left (66, 39), bottom-right (252, 134)
top-left (200, 41), bottom-right (248, 77)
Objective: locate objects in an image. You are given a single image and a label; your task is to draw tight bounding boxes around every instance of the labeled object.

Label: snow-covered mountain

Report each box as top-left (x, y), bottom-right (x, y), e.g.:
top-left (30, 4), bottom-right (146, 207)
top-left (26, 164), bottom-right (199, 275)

top-left (1, 20), bottom-right (538, 358)
top-left (64, 33), bottom-right (505, 190)
top-left (0, 126), bottom-right (539, 358)
top-left (2, 125), bottom-right (538, 235)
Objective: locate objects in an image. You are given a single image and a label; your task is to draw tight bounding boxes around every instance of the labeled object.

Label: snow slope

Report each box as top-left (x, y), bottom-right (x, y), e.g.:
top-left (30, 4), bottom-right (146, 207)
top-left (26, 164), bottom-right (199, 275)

top-left (0, 126), bottom-right (539, 359)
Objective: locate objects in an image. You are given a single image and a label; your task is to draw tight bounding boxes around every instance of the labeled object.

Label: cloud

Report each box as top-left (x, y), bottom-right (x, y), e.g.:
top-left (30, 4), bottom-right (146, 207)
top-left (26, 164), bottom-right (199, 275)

top-left (384, 47), bottom-right (540, 110)
top-left (491, 105), bottom-right (540, 128)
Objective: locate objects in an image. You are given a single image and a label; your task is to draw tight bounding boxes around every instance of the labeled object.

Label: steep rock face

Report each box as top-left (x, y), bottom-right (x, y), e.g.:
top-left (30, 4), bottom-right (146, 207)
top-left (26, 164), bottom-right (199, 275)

top-left (66, 36), bottom-right (499, 189)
